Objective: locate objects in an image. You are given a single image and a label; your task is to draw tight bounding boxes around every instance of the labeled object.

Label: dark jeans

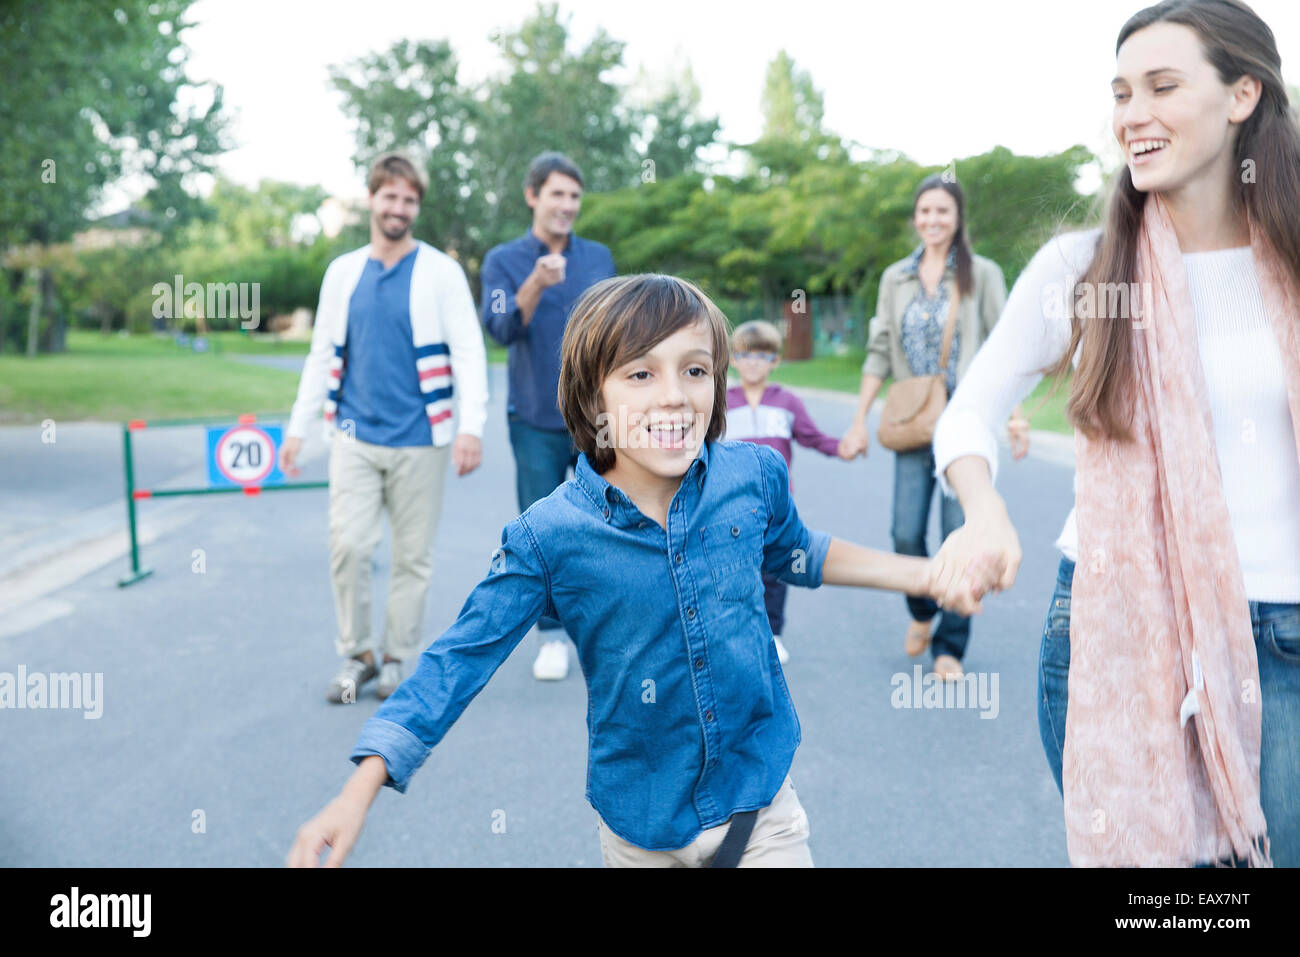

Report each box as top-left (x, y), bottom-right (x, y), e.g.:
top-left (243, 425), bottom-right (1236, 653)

top-left (891, 445), bottom-right (969, 660)
top-left (762, 573), bottom-right (787, 637)
top-left (507, 412), bottom-right (578, 634)
top-left (1037, 555), bottom-right (1300, 866)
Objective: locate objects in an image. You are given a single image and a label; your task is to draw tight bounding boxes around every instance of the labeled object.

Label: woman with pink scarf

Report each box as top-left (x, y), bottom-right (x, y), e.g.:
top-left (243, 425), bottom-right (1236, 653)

top-left (931, 0), bottom-right (1300, 867)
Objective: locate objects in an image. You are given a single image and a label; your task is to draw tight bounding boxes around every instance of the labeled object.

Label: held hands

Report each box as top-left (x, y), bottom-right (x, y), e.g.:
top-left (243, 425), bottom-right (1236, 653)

top-left (922, 549), bottom-right (1005, 616)
top-left (452, 434), bottom-right (482, 476)
top-left (838, 422), bottom-right (870, 460)
top-left (532, 253), bottom-right (566, 288)
top-left (928, 515), bottom-right (1022, 615)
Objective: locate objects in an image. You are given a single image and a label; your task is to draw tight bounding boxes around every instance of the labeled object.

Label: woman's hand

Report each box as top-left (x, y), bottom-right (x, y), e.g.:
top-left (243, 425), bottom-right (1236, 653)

top-left (930, 509), bottom-right (1022, 613)
top-left (839, 422), bottom-right (870, 459)
top-left (922, 548), bottom-right (1006, 616)
top-left (1008, 414), bottom-right (1030, 462)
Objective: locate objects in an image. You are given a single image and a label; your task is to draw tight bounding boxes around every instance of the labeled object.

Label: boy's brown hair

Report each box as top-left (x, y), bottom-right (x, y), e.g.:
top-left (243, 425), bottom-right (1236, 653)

top-left (559, 274), bottom-right (730, 473)
top-left (731, 319), bottom-right (784, 355)
top-left (367, 152), bottom-right (428, 202)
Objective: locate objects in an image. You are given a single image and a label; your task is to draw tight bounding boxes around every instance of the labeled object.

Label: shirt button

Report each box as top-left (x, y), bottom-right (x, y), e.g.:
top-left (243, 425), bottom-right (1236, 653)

top-left (675, 553), bottom-right (682, 564)
top-left (705, 710), bottom-right (714, 722)
top-left (694, 658), bottom-right (703, 670)
top-left (638, 521), bottom-right (647, 529)
top-left (687, 608), bottom-right (696, 619)
top-left (603, 507), bottom-right (610, 520)
top-left (731, 526), bottom-right (740, 537)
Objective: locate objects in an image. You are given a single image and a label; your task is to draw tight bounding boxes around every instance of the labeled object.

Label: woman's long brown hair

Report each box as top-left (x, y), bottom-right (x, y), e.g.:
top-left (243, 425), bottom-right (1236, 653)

top-left (1048, 0), bottom-right (1300, 442)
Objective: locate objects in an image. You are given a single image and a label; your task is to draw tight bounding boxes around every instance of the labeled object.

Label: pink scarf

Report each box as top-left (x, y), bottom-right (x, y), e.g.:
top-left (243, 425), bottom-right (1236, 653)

top-left (1067, 195), bottom-right (1300, 866)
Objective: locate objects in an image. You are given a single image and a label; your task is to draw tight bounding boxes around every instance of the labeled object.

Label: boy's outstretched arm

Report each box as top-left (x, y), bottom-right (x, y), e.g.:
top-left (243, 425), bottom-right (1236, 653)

top-left (286, 517), bottom-right (551, 868)
top-left (752, 442), bottom-right (1001, 615)
top-left (787, 392), bottom-right (843, 459)
top-left (820, 538), bottom-right (1003, 617)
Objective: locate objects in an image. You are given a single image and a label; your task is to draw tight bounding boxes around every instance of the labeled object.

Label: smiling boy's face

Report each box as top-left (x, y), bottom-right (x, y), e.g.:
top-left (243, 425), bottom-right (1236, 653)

top-left (598, 320), bottom-right (716, 492)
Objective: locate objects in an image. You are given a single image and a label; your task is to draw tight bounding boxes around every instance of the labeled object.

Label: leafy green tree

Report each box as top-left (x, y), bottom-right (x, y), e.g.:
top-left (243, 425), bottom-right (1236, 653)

top-left (329, 2), bottom-right (718, 280)
top-left (0, 0), bottom-right (229, 352)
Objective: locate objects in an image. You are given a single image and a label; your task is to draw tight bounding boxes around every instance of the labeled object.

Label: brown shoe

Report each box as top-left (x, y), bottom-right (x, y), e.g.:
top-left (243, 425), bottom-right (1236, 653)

top-left (904, 619), bottom-right (932, 657)
top-left (933, 654), bottom-right (964, 682)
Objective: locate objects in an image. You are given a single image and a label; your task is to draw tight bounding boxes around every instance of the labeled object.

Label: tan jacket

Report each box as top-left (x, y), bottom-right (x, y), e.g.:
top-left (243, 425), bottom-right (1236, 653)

top-left (863, 251), bottom-right (1008, 383)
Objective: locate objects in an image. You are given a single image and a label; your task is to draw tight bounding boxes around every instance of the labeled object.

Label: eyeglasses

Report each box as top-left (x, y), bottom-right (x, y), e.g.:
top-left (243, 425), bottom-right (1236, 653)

top-left (734, 351), bottom-right (778, 363)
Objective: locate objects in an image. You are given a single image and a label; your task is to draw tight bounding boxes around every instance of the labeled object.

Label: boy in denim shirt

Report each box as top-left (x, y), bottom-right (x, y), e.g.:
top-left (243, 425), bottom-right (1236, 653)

top-left (288, 275), bottom-right (1000, 867)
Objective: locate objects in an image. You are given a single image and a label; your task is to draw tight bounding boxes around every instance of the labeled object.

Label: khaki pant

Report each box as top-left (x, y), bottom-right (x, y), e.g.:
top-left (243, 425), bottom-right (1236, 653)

top-left (328, 433), bottom-right (449, 662)
top-left (596, 776), bottom-right (814, 867)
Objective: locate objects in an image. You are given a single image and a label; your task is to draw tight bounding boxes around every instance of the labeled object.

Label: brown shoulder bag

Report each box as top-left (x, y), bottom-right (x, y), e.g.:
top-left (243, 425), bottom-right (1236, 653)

top-left (876, 289), bottom-right (959, 453)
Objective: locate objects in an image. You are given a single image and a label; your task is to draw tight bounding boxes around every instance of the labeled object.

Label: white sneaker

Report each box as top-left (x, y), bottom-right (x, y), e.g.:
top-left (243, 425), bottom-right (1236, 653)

top-left (532, 639), bottom-right (570, 681)
top-left (774, 637), bottom-right (790, 665)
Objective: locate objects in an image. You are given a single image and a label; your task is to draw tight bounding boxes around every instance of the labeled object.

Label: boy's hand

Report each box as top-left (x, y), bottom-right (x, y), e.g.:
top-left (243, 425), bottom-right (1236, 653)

top-left (924, 550), bottom-right (1006, 616)
top-left (287, 793), bottom-right (369, 868)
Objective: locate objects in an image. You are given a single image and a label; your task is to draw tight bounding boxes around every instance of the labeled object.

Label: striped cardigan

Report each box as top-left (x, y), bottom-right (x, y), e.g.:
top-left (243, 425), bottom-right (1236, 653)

top-left (288, 241), bottom-right (489, 447)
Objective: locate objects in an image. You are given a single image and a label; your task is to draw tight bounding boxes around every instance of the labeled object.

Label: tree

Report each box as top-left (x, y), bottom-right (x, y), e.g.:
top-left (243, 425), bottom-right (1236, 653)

top-left (0, 0), bottom-right (230, 352)
top-left (745, 51), bottom-right (846, 179)
top-left (329, 2), bottom-right (719, 281)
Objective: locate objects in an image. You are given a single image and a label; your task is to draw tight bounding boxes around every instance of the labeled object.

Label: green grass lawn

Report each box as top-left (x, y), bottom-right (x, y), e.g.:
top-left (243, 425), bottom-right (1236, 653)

top-left (0, 333), bottom-right (302, 424)
top-left (1, 333), bottom-right (1072, 433)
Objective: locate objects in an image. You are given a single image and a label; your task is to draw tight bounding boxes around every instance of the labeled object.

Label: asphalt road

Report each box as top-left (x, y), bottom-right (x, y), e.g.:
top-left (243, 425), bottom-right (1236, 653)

top-left (0, 363), bottom-right (1076, 866)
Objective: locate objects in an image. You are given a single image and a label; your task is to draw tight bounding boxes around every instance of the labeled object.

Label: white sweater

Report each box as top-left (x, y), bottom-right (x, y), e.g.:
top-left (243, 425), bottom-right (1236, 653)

top-left (287, 241), bottom-right (489, 446)
top-left (932, 229), bottom-right (1300, 602)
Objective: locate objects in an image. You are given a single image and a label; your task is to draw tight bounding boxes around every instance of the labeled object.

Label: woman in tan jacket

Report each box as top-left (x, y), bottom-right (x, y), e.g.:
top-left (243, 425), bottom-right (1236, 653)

top-left (839, 174), bottom-right (1026, 679)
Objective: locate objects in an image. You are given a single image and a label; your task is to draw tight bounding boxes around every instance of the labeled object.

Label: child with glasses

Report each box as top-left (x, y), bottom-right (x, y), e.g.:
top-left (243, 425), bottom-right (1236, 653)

top-left (727, 320), bottom-right (857, 663)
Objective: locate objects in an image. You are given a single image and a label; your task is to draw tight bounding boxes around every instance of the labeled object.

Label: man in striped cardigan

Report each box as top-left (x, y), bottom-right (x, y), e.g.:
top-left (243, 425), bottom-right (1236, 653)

top-left (281, 153), bottom-right (489, 704)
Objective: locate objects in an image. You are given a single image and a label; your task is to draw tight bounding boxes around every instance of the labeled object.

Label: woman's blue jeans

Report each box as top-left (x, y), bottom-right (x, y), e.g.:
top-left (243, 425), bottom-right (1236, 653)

top-left (1037, 555), bottom-right (1300, 866)
top-left (891, 445), bottom-right (970, 660)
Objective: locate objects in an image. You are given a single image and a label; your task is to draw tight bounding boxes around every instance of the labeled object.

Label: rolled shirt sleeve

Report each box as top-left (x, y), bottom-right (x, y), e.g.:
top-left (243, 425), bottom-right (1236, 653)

top-left (350, 517), bottom-right (552, 791)
top-left (752, 443), bottom-right (831, 587)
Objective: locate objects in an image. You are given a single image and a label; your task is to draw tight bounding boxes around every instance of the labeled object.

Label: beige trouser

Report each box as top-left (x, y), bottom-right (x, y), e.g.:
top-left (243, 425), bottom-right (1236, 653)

top-left (596, 776), bottom-right (814, 867)
top-left (328, 433), bottom-right (449, 662)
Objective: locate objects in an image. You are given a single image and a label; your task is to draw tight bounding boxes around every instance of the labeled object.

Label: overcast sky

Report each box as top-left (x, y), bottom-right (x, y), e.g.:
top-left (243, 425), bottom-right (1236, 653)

top-left (177, 0), bottom-right (1300, 201)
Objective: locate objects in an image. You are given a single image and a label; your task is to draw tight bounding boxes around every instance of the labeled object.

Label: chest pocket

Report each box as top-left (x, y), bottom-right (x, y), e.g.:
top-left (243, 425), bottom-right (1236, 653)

top-left (699, 514), bottom-right (765, 602)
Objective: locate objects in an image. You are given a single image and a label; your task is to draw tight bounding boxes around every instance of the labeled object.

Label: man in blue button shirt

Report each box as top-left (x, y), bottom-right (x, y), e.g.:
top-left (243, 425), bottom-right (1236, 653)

top-left (287, 274), bottom-right (1003, 867)
top-left (480, 152), bottom-right (616, 682)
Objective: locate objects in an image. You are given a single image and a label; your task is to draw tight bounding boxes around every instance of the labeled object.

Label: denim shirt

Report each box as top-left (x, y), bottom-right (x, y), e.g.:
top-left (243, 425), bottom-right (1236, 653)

top-left (899, 244), bottom-right (961, 395)
top-left (479, 231), bottom-right (616, 431)
top-left (350, 438), bottom-right (833, 850)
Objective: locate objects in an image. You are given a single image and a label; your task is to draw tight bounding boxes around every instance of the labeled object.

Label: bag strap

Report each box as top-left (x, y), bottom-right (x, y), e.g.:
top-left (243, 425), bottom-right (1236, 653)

top-left (937, 284), bottom-right (960, 371)
top-left (886, 285), bottom-right (962, 427)
top-left (710, 809), bottom-right (758, 868)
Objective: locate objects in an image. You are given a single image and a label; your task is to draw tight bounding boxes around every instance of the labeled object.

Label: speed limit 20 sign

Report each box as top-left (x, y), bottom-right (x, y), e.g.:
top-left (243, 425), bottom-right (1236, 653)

top-left (206, 423), bottom-right (286, 488)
